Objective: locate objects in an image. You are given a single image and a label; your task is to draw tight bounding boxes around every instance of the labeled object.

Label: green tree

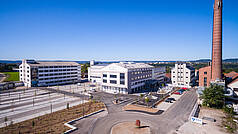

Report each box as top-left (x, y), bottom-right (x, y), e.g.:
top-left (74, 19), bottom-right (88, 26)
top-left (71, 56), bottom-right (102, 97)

top-left (201, 84), bottom-right (225, 109)
top-left (81, 63), bottom-right (90, 78)
top-left (140, 94), bottom-right (144, 101)
top-left (145, 97), bottom-right (149, 107)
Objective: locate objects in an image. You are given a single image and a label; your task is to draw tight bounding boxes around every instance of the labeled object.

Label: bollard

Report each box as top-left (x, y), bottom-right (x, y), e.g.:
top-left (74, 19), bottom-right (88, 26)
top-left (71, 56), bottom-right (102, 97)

top-left (136, 120), bottom-right (141, 128)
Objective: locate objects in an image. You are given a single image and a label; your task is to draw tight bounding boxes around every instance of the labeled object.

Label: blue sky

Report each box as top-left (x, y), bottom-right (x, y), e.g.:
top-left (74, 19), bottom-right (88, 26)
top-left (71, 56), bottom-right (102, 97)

top-left (0, 0), bottom-right (237, 61)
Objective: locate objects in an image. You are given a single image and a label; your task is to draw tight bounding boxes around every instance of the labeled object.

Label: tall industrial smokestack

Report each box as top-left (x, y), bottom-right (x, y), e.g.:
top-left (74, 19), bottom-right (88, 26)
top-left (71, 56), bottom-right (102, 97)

top-left (211, 0), bottom-right (223, 81)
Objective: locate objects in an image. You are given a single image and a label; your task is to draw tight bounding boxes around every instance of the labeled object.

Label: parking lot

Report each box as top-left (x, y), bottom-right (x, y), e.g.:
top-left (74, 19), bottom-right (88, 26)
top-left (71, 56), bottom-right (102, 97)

top-left (0, 88), bottom-right (86, 127)
top-left (156, 93), bottom-right (183, 111)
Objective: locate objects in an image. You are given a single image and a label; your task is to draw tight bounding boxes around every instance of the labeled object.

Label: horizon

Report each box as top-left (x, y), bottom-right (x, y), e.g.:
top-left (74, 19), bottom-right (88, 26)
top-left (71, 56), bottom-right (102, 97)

top-left (0, 57), bottom-right (238, 62)
top-left (0, 0), bottom-right (238, 61)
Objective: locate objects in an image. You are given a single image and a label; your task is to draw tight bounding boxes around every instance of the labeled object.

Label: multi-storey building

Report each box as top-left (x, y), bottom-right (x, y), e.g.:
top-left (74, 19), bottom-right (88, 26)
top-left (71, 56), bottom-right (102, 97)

top-left (171, 63), bottom-right (195, 88)
top-left (87, 62), bottom-right (166, 94)
top-left (152, 67), bottom-right (166, 84)
top-left (19, 59), bottom-right (81, 87)
top-left (100, 62), bottom-right (154, 94)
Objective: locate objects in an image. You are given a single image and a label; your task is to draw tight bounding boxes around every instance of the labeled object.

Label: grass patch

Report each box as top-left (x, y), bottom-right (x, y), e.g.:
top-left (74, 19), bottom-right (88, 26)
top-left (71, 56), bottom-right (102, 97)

top-left (1, 72), bottom-right (19, 82)
top-left (0, 101), bottom-right (105, 134)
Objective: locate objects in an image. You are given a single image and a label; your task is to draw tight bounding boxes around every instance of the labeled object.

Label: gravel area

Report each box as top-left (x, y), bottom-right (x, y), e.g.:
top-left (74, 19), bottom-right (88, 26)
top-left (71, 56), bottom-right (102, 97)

top-left (170, 107), bottom-right (227, 134)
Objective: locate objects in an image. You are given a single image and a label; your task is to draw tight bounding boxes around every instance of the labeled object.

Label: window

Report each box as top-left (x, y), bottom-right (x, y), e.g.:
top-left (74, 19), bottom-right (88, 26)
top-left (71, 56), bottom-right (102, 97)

top-left (110, 80), bottom-right (117, 84)
top-left (103, 79), bottom-right (107, 83)
top-left (120, 73), bottom-right (125, 79)
top-left (120, 81), bottom-right (125, 85)
top-left (103, 74), bottom-right (107, 77)
top-left (110, 74), bottom-right (117, 78)
top-left (204, 77), bottom-right (207, 87)
top-left (204, 72), bottom-right (207, 75)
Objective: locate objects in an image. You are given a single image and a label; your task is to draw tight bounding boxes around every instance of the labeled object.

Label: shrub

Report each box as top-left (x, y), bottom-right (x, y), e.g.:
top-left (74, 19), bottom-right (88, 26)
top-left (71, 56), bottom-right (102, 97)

top-left (201, 84), bottom-right (225, 109)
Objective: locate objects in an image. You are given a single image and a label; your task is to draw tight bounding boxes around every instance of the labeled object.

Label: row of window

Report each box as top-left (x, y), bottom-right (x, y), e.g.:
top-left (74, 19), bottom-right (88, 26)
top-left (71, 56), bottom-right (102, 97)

top-left (20, 78), bottom-right (29, 82)
top-left (173, 76), bottom-right (189, 79)
top-left (173, 82), bottom-right (189, 85)
top-left (38, 69), bottom-right (78, 72)
top-left (103, 73), bottom-right (125, 79)
top-left (90, 76), bottom-right (101, 78)
top-left (39, 75), bottom-right (78, 80)
top-left (131, 74), bottom-right (151, 80)
top-left (39, 72), bottom-right (78, 77)
top-left (20, 70), bottom-right (30, 73)
top-left (132, 68), bottom-right (151, 71)
top-left (39, 66), bottom-right (78, 68)
top-left (131, 80), bottom-right (148, 86)
top-left (131, 70), bottom-right (151, 75)
top-left (103, 79), bottom-right (125, 85)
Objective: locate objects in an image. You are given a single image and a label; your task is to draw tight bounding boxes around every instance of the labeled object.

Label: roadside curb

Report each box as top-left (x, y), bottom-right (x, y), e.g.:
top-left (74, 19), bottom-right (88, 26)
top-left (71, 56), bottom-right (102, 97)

top-left (64, 109), bottom-right (105, 134)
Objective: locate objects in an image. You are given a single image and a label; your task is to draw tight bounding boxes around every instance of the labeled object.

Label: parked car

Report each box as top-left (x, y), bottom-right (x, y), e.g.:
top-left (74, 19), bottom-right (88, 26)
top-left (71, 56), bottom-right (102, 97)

top-left (165, 98), bottom-right (173, 103)
top-left (173, 91), bottom-right (181, 95)
top-left (168, 97), bottom-right (176, 101)
top-left (178, 89), bottom-right (185, 92)
top-left (181, 87), bottom-right (188, 90)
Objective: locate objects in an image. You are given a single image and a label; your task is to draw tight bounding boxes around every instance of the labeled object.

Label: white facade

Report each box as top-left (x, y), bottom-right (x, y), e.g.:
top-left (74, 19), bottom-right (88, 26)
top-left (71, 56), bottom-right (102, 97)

top-left (88, 62), bottom-right (163, 94)
top-left (171, 63), bottom-right (195, 88)
top-left (88, 64), bottom-right (108, 83)
top-left (19, 60), bottom-right (81, 87)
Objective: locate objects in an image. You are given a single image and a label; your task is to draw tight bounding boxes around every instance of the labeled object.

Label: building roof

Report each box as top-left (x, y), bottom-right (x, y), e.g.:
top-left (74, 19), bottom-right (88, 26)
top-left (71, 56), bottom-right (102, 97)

top-left (113, 62), bottom-right (154, 69)
top-left (28, 61), bottom-right (79, 66)
top-left (225, 71), bottom-right (238, 80)
top-left (229, 78), bottom-right (238, 85)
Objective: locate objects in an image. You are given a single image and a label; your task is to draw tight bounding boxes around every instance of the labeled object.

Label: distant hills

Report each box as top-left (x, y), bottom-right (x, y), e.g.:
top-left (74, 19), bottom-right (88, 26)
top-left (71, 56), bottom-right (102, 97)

top-left (0, 58), bottom-right (237, 64)
top-left (190, 58), bottom-right (238, 63)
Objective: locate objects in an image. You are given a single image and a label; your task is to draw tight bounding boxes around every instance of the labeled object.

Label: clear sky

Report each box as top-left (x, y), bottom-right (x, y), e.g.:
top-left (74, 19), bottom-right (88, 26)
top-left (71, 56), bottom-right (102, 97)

top-left (0, 0), bottom-right (237, 61)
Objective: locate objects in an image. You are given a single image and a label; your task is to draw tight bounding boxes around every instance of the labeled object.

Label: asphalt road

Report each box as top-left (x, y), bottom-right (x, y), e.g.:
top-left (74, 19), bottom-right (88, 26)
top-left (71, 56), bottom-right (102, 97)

top-left (2, 86), bottom-right (197, 134)
top-left (89, 89), bottom-right (197, 134)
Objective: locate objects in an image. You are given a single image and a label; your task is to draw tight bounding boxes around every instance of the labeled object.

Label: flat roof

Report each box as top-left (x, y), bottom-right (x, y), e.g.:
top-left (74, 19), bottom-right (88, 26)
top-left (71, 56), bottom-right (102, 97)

top-left (28, 61), bottom-right (79, 66)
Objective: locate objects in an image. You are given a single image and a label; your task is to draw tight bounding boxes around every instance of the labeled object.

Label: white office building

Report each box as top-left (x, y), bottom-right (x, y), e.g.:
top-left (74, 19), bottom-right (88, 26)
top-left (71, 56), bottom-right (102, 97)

top-left (171, 63), bottom-right (195, 88)
top-left (19, 59), bottom-right (81, 87)
top-left (88, 62), bottom-right (166, 94)
top-left (101, 62), bottom-right (154, 94)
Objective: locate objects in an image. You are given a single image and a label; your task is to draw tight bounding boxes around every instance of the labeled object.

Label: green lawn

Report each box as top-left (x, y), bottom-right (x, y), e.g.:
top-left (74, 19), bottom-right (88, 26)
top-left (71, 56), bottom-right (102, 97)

top-left (1, 72), bottom-right (19, 81)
